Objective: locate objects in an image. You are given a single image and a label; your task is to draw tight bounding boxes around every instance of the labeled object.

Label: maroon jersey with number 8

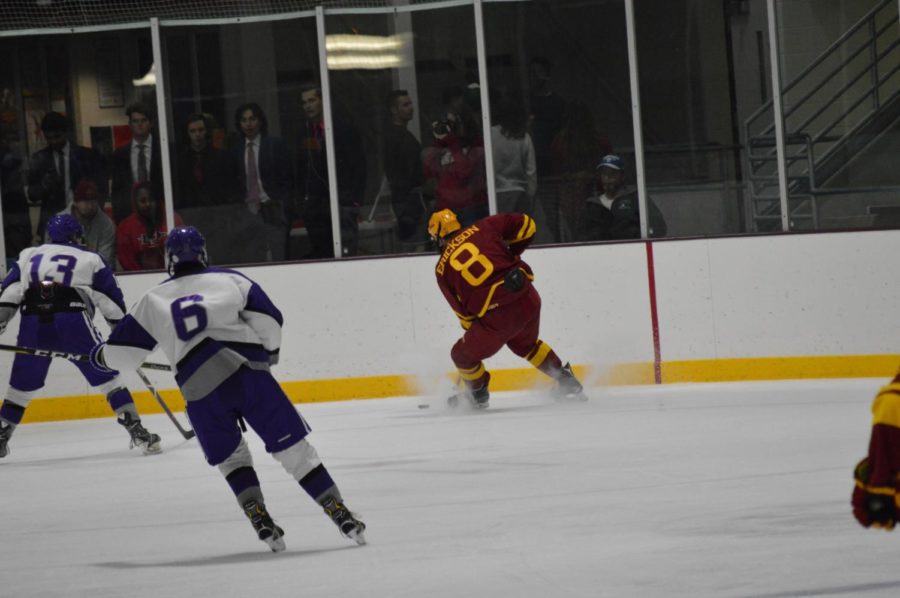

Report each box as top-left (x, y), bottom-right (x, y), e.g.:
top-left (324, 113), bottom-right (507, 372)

top-left (435, 213), bottom-right (537, 325)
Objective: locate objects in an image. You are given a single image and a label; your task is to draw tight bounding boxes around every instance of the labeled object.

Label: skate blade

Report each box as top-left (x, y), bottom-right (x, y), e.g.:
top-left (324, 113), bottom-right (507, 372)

top-left (142, 443), bottom-right (163, 456)
top-left (555, 392), bottom-right (588, 403)
top-left (263, 534), bottom-right (286, 552)
top-left (447, 396), bottom-right (489, 410)
top-left (348, 528), bottom-right (367, 546)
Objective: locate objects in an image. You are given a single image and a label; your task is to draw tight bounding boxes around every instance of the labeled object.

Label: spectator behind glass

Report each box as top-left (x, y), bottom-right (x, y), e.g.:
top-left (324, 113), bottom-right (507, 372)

top-left (297, 85), bottom-right (366, 258)
top-left (63, 179), bottom-right (116, 265)
top-left (551, 101), bottom-right (612, 242)
top-left (26, 111), bottom-right (106, 241)
top-left (580, 154), bottom-right (667, 241)
top-left (441, 85), bottom-right (481, 144)
top-left (383, 90), bottom-right (425, 243)
top-left (232, 102), bottom-right (294, 263)
top-left (490, 95), bottom-right (537, 214)
top-left (175, 113), bottom-right (238, 209)
top-left (1, 139), bottom-right (29, 265)
top-left (422, 109), bottom-right (488, 228)
top-left (110, 103), bottom-right (163, 224)
top-left (527, 57), bottom-right (565, 179)
top-left (116, 181), bottom-right (183, 271)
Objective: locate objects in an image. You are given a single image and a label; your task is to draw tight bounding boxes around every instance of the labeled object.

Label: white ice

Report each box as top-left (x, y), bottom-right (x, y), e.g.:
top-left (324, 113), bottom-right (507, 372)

top-left (1, 378), bottom-right (898, 598)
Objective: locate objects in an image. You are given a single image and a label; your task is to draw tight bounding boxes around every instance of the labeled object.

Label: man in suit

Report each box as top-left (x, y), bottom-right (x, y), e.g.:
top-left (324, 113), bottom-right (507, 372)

top-left (175, 113), bottom-right (238, 210)
top-left (110, 103), bottom-right (163, 224)
top-left (26, 112), bottom-right (106, 240)
top-left (231, 102), bottom-right (294, 263)
top-left (297, 85), bottom-right (366, 259)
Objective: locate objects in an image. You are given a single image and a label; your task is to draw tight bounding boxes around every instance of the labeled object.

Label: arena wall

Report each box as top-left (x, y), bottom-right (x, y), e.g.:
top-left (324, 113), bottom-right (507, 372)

top-left (5, 229), bottom-right (900, 422)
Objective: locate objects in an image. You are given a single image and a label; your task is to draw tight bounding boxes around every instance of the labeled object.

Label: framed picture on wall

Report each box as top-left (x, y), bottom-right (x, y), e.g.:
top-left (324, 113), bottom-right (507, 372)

top-left (95, 38), bottom-right (125, 108)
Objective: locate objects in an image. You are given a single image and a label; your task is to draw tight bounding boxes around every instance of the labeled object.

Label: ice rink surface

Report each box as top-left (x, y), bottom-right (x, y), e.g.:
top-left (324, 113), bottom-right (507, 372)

top-left (1, 378), bottom-right (898, 598)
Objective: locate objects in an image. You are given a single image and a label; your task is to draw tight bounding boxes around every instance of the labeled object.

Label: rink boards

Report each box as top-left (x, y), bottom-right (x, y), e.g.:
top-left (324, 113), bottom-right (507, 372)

top-left (3, 228), bottom-right (899, 422)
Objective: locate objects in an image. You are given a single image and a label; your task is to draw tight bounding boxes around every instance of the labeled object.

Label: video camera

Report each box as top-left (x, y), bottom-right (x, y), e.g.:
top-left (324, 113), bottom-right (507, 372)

top-left (431, 113), bottom-right (459, 139)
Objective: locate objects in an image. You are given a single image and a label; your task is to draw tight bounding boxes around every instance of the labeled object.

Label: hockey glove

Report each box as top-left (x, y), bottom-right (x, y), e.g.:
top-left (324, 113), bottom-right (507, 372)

top-left (503, 268), bottom-right (525, 292)
top-left (88, 343), bottom-right (115, 375)
top-left (852, 457), bottom-right (897, 530)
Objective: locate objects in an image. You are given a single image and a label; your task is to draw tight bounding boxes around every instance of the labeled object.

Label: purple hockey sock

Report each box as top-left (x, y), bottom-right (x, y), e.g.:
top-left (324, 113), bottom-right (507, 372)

top-left (299, 464), bottom-right (339, 502)
top-left (225, 466), bottom-right (262, 502)
top-left (0, 401), bottom-right (26, 425)
top-left (106, 387), bottom-right (135, 413)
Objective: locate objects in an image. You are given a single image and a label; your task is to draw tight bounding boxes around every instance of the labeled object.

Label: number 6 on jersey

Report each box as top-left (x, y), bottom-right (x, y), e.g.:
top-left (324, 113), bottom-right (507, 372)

top-left (171, 294), bottom-right (207, 341)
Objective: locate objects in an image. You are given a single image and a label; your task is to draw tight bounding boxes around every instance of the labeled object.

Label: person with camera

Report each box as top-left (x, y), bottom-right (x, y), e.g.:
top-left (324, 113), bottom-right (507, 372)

top-left (422, 110), bottom-right (488, 229)
top-left (27, 111), bottom-right (106, 244)
top-left (427, 208), bottom-right (586, 409)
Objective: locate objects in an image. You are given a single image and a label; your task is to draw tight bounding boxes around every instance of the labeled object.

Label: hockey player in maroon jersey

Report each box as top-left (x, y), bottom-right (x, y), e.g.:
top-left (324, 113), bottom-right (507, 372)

top-left (852, 372), bottom-right (900, 530)
top-left (428, 208), bottom-right (586, 408)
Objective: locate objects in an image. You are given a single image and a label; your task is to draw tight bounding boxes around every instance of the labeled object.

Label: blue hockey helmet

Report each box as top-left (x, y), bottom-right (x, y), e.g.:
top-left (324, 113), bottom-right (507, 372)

top-left (46, 214), bottom-right (84, 245)
top-left (165, 226), bottom-right (208, 274)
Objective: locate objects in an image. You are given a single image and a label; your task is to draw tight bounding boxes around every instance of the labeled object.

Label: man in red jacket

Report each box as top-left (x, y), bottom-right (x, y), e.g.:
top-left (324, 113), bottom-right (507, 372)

top-left (429, 208), bottom-right (586, 408)
top-left (852, 373), bottom-right (900, 530)
top-left (116, 181), bottom-right (182, 271)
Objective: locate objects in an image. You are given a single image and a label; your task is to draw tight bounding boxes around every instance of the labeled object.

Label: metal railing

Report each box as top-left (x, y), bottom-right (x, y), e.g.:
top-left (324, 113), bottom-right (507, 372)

top-left (743, 0), bottom-right (900, 231)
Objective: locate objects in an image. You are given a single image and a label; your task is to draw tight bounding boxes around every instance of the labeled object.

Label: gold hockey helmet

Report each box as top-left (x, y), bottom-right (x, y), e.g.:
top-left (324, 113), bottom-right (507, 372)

top-left (428, 209), bottom-right (462, 240)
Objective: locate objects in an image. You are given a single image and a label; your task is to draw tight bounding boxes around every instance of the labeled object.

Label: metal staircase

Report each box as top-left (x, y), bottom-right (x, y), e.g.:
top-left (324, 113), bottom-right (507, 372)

top-left (743, 0), bottom-right (900, 231)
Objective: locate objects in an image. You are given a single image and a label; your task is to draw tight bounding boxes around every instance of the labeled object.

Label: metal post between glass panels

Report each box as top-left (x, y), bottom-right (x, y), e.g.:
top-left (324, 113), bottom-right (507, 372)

top-left (473, 0), bottom-right (497, 216)
top-left (766, 0), bottom-right (790, 232)
top-left (316, 5), bottom-right (343, 260)
top-left (624, 0), bottom-right (649, 239)
top-left (150, 17), bottom-right (177, 236)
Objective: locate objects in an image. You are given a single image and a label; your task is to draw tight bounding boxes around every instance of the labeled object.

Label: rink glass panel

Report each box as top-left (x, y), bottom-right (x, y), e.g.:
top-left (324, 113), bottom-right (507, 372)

top-left (159, 17), bottom-right (321, 266)
top-left (0, 29), bottom-right (164, 272)
top-left (482, 0), bottom-right (635, 245)
top-left (324, 6), bottom-right (484, 257)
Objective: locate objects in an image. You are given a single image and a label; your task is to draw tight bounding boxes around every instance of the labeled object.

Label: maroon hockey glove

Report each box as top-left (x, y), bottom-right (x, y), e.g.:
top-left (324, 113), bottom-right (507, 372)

top-left (852, 458), bottom-right (897, 530)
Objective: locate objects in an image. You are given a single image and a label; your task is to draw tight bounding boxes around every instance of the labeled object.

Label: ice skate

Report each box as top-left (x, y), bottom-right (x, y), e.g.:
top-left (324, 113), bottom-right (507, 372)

top-left (0, 422), bottom-right (12, 458)
top-left (447, 384), bottom-right (490, 409)
top-left (242, 499), bottom-right (286, 552)
top-left (553, 363), bottom-right (588, 402)
top-left (117, 413), bottom-right (162, 455)
top-left (322, 496), bottom-right (367, 545)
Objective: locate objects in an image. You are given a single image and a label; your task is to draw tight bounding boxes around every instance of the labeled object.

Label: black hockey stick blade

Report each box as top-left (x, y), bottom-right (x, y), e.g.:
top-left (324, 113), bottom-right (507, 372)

top-left (135, 369), bottom-right (195, 440)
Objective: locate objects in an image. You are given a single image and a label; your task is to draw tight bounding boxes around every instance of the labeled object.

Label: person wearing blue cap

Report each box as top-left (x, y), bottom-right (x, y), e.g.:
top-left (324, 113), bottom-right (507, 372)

top-left (580, 154), bottom-right (666, 241)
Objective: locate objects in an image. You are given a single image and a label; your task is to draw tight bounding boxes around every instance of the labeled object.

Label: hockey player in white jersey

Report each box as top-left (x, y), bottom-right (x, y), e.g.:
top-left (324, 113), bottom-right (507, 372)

top-left (0, 214), bottom-right (161, 457)
top-left (90, 226), bottom-right (365, 552)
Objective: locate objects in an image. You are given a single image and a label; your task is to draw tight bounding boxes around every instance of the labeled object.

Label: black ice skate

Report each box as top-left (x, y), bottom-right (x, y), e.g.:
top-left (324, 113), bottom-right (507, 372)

top-left (0, 422), bottom-right (12, 458)
top-left (553, 363), bottom-right (588, 402)
top-left (242, 499), bottom-right (286, 553)
top-left (447, 384), bottom-right (490, 409)
top-left (322, 496), bottom-right (367, 545)
top-left (117, 413), bottom-right (162, 455)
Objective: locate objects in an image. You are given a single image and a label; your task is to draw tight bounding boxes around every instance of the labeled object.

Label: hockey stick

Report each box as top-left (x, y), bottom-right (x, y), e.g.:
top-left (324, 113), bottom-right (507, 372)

top-left (134, 368), bottom-right (195, 440)
top-left (0, 343), bottom-right (172, 372)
